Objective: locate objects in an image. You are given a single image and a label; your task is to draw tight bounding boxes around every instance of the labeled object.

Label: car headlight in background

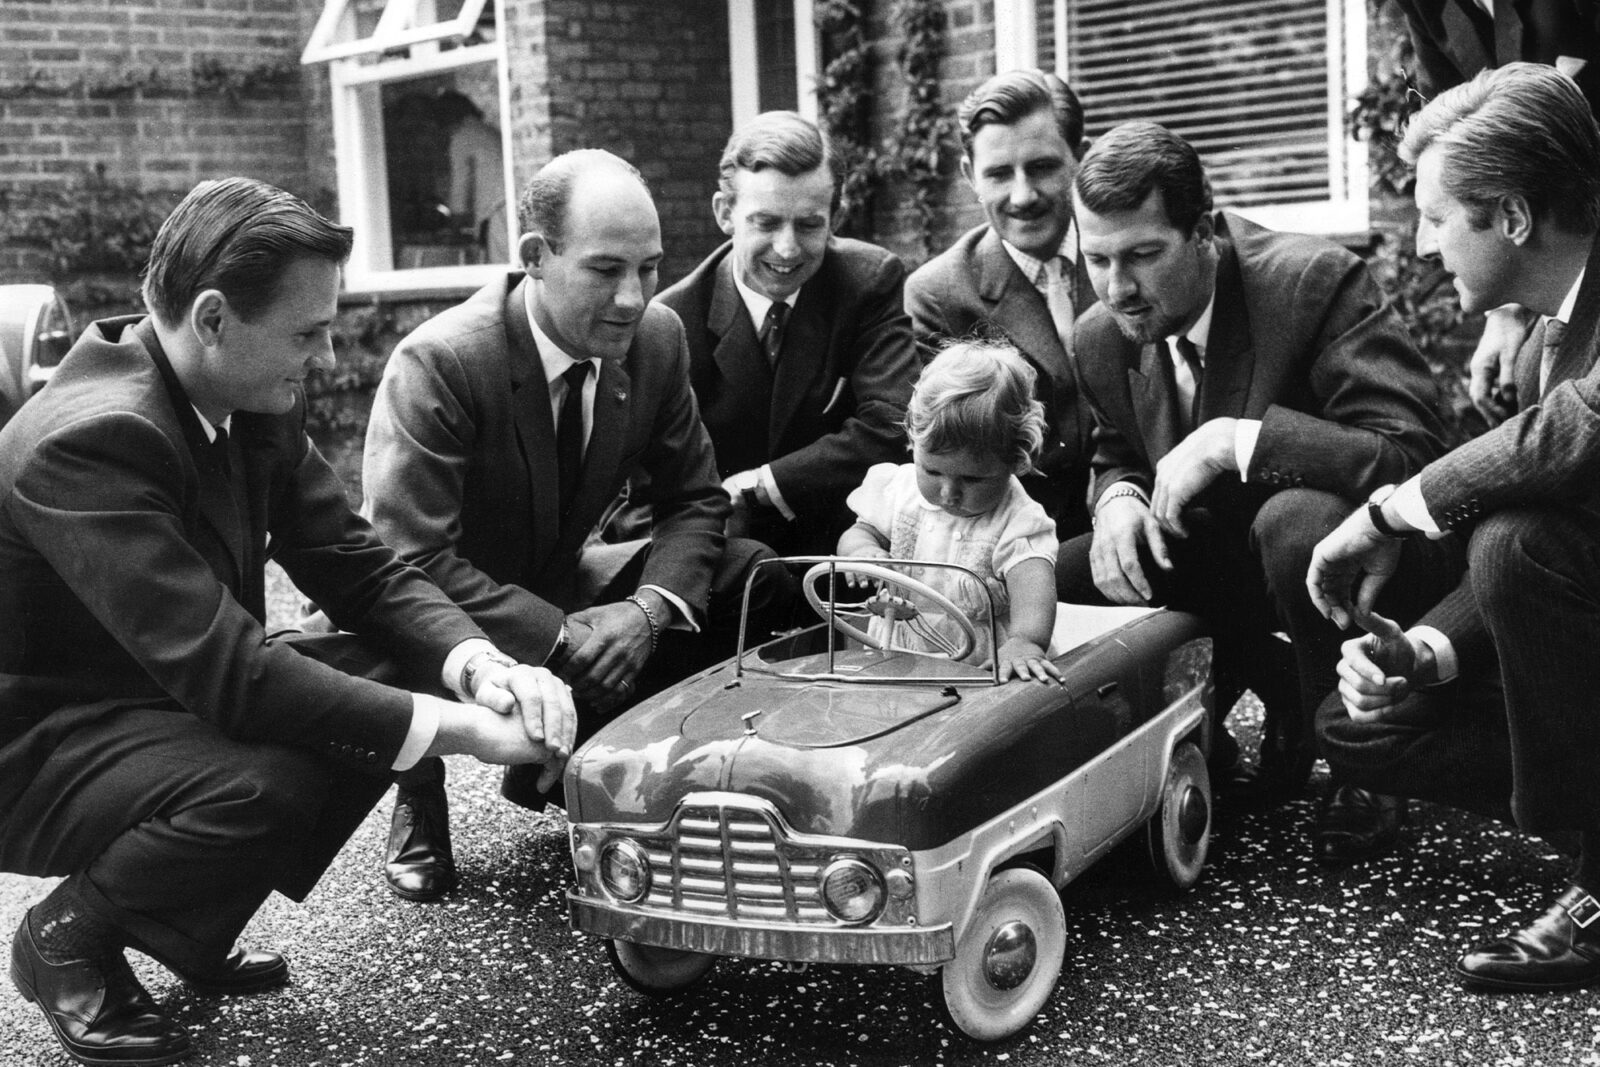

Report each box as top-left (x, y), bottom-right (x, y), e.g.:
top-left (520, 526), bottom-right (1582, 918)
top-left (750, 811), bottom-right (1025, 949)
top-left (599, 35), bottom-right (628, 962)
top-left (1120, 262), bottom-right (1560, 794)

top-left (819, 857), bottom-right (885, 924)
top-left (599, 839), bottom-right (652, 903)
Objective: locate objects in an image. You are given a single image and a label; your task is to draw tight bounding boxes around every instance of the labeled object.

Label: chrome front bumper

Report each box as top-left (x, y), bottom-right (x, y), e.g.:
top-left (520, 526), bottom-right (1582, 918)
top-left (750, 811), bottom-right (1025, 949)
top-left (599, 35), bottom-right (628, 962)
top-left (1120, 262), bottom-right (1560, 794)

top-left (568, 895), bottom-right (954, 965)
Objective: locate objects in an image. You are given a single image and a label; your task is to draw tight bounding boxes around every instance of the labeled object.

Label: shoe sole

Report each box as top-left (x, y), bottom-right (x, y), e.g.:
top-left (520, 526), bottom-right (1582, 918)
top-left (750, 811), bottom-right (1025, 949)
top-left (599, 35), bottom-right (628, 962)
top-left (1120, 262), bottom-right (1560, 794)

top-left (10, 955), bottom-right (192, 1067)
top-left (1455, 961), bottom-right (1600, 993)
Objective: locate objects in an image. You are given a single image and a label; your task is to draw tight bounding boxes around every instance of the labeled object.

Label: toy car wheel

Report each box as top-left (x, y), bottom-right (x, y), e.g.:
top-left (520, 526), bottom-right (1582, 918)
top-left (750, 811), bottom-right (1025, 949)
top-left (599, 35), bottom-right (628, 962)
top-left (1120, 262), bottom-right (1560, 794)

top-left (605, 939), bottom-right (716, 995)
top-left (1146, 739), bottom-right (1211, 890)
top-left (939, 866), bottom-right (1066, 1042)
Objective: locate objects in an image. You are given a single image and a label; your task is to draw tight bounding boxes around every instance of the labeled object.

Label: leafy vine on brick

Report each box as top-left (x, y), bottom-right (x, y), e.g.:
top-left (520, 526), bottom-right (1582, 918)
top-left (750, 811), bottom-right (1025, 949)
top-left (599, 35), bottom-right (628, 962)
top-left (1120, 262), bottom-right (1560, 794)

top-left (884, 0), bottom-right (954, 259)
top-left (815, 0), bottom-right (878, 237)
top-left (0, 57), bottom-right (298, 103)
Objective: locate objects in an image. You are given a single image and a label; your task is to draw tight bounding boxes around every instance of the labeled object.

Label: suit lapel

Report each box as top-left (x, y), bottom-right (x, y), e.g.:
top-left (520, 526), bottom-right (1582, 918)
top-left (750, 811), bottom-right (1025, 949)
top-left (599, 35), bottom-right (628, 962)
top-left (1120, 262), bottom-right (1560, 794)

top-left (138, 320), bottom-right (247, 592)
top-left (1196, 240), bottom-right (1255, 421)
top-left (978, 231), bottom-right (1072, 387)
top-left (708, 257), bottom-right (777, 436)
top-left (503, 279), bottom-right (562, 572)
top-left (1441, 0), bottom-right (1495, 70)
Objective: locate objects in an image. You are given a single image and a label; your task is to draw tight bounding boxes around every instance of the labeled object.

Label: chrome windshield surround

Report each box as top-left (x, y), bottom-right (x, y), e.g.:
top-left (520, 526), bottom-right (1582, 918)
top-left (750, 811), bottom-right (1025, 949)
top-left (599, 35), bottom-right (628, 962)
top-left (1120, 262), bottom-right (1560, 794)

top-left (570, 792), bottom-right (919, 931)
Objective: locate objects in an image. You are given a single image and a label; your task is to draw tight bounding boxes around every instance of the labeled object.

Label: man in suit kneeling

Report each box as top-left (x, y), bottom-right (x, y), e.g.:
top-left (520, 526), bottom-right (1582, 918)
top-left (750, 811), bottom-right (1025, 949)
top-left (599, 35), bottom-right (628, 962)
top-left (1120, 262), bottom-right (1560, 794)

top-left (1058, 122), bottom-right (1455, 849)
top-left (361, 150), bottom-right (787, 902)
top-left (1310, 62), bottom-right (1600, 991)
top-left (0, 177), bottom-right (574, 1065)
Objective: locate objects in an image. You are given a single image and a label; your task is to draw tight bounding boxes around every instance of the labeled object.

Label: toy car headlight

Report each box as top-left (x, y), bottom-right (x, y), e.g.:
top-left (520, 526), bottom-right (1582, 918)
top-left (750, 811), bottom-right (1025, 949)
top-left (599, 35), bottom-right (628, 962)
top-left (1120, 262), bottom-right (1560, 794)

top-left (599, 839), bottom-right (651, 904)
top-left (819, 857), bottom-right (885, 924)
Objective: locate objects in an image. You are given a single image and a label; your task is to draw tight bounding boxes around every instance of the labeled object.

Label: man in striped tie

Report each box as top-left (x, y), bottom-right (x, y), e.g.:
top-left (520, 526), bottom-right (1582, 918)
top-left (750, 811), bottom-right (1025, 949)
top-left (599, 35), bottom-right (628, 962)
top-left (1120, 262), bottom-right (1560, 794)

top-left (1311, 61), bottom-right (1600, 992)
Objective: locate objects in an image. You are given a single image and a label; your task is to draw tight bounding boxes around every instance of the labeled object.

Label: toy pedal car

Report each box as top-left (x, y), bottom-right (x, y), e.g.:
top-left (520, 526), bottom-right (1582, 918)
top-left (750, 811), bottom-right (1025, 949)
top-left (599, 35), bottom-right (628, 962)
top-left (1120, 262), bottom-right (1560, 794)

top-left (565, 557), bottom-right (1213, 1041)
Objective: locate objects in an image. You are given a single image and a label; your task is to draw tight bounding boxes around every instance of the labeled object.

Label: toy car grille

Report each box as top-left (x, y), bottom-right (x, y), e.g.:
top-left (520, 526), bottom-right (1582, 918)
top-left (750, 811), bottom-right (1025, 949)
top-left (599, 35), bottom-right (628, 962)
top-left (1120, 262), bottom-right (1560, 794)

top-left (642, 803), bottom-right (832, 923)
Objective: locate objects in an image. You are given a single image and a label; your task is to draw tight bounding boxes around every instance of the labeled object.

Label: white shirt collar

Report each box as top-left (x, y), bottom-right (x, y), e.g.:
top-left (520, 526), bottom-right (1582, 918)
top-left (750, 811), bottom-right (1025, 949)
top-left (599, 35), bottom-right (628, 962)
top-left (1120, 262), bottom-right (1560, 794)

top-left (1001, 220), bottom-right (1077, 289)
top-left (729, 265), bottom-right (798, 333)
top-left (191, 406), bottom-right (231, 443)
top-left (1168, 290), bottom-right (1218, 361)
top-left (1555, 266), bottom-right (1585, 326)
top-left (523, 282), bottom-right (600, 384)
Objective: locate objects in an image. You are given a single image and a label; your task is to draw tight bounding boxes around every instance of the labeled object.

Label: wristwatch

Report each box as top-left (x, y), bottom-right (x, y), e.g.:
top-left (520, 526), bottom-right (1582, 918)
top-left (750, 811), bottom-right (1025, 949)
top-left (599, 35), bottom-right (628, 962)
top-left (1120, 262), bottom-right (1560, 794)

top-left (1365, 484), bottom-right (1406, 539)
top-left (461, 649), bottom-right (516, 698)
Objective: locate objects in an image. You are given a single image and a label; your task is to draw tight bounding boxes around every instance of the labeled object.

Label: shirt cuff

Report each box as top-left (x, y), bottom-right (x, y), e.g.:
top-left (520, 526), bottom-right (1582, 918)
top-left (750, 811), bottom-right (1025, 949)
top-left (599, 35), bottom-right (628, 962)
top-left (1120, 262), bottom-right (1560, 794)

top-left (393, 696), bottom-right (441, 771)
top-left (1234, 418), bottom-right (1261, 480)
top-left (758, 464), bottom-right (795, 521)
top-left (442, 637), bottom-right (498, 702)
top-left (1409, 625), bottom-right (1458, 683)
top-left (1388, 476), bottom-right (1443, 535)
top-left (640, 584), bottom-right (699, 633)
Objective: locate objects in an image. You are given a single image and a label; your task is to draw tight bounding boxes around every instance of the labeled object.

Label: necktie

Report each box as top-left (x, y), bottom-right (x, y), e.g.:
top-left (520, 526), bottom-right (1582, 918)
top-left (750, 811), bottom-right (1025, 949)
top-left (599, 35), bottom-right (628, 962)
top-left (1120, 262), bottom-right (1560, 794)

top-left (557, 360), bottom-right (592, 517)
top-left (760, 302), bottom-right (789, 366)
top-left (1039, 258), bottom-right (1075, 355)
top-left (208, 425), bottom-right (232, 478)
top-left (1173, 336), bottom-right (1204, 429)
top-left (1539, 317), bottom-right (1567, 397)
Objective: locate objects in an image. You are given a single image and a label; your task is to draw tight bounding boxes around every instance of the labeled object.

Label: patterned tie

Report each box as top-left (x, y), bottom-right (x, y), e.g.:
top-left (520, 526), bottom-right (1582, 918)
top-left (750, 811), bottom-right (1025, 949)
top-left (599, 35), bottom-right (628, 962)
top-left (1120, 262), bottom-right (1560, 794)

top-left (1173, 336), bottom-right (1204, 429)
top-left (1039, 257), bottom-right (1075, 355)
top-left (557, 360), bottom-right (592, 517)
top-left (1539, 317), bottom-right (1567, 397)
top-left (760, 301), bottom-right (789, 366)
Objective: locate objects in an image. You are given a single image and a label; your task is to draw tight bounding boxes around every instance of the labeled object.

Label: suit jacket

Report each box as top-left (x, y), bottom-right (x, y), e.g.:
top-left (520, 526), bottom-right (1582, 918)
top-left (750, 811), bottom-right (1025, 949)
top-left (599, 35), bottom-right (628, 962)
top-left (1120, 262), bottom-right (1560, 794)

top-left (654, 237), bottom-right (916, 555)
top-left (1412, 235), bottom-right (1600, 660)
top-left (362, 273), bottom-right (728, 667)
top-left (0, 317), bottom-right (484, 815)
top-left (1395, 0), bottom-right (1600, 114)
top-left (1074, 210), bottom-right (1446, 516)
top-left (904, 224), bottom-right (1098, 535)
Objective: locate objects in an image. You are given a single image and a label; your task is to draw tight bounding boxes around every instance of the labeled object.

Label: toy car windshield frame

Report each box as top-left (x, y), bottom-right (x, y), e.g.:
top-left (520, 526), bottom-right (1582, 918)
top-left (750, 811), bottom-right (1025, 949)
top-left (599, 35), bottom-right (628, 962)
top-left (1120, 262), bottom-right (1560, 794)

top-left (734, 556), bottom-right (1003, 687)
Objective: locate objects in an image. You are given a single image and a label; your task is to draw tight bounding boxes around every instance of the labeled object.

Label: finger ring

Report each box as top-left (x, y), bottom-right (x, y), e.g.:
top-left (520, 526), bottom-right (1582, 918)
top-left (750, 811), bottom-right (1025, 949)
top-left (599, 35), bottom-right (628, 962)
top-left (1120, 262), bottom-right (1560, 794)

top-left (620, 680), bottom-right (633, 694)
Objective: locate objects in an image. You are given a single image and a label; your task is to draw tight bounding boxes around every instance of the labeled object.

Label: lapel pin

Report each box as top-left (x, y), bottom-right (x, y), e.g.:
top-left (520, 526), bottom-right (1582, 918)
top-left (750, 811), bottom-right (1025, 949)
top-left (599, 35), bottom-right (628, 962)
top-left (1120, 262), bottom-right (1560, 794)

top-left (614, 389), bottom-right (628, 403)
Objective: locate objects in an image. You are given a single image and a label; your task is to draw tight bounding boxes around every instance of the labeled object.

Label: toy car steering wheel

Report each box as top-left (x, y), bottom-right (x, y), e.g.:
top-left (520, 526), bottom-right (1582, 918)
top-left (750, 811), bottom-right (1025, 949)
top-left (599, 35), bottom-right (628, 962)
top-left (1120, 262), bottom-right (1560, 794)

top-left (802, 561), bottom-right (979, 662)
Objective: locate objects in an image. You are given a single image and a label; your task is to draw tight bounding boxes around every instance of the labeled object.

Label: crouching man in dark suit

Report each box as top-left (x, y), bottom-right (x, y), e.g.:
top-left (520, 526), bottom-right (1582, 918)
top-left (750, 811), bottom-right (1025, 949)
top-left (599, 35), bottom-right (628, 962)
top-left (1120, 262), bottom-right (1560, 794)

top-left (361, 150), bottom-right (785, 902)
top-left (1310, 62), bottom-right (1600, 991)
top-left (1058, 123), bottom-right (1453, 850)
top-left (0, 177), bottom-right (575, 1065)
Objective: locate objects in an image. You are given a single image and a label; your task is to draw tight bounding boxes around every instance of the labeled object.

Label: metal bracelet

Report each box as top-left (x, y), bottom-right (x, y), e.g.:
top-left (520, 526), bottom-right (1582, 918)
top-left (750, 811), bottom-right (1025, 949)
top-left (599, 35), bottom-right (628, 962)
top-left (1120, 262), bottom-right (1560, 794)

top-left (625, 593), bottom-right (661, 654)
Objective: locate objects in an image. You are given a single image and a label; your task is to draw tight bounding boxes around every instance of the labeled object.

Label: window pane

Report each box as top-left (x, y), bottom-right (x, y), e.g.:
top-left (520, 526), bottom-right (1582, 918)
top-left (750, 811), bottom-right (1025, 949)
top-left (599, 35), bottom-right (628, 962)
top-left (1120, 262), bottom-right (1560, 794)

top-left (1060, 0), bottom-right (1341, 210)
top-left (756, 0), bottom-right (798, 113)
top-left (380, 69), bottom-right (507, 269)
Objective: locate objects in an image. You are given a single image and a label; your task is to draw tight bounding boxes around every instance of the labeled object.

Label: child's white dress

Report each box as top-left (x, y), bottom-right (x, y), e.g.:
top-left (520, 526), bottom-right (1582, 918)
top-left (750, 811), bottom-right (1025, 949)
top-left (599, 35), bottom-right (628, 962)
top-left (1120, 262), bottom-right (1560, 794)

top-left (845, 462), bottom-right (1056, 665)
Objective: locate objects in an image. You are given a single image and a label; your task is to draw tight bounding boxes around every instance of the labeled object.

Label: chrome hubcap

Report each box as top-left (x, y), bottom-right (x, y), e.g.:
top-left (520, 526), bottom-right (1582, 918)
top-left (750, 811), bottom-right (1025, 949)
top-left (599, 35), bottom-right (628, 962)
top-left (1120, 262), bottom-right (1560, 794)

top-left (982, 920), bottom-right (1037, 991)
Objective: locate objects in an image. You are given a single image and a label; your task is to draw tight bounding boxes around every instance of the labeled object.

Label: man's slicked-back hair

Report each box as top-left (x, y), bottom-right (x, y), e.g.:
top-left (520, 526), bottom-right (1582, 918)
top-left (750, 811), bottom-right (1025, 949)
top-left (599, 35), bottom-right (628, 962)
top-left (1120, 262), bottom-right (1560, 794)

top-left (957, 69), bottom-right (1084, 157)
top-left (716, 110), bottom-right (838, 200)
top-left (142, 176), bottom-right (352, 326)
top-left (1073, 121), bottom-right (1213, 234)
top-left (1400, 62), bottom-right (1600, 234)
top-left (518, 148), bottom-right (650, 249)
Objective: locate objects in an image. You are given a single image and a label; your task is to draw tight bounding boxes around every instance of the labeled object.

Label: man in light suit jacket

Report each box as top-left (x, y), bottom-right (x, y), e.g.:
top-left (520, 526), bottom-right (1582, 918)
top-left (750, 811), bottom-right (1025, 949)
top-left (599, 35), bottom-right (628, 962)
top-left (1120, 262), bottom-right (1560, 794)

top-left (1060, 123), bottom-right (1452, 846)
top-left (647, 110), bottom-right (916, 556)
top-left (1311, 63), bottom-right (1600, 992)
top-left (362, 150), bottom-right (780, 901)
top-left (905, 70), bottom-right (1097, 537)
top-left (0, 178), bottom-right (572, 1065)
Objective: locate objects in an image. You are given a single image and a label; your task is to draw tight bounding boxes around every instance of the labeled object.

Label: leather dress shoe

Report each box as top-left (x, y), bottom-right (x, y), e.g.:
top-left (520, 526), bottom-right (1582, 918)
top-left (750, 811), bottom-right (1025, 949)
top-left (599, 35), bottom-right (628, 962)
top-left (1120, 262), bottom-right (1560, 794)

top-left (127, 938), bottom-right (288, 996)
top-left (1314, 784), bottom-right (1406, 865)
top-left (1457, 884), bottom-right (1600, 991)
top-left (386, 779), bottom-right (458, 901)
top-left (10, 912), bottom-right (191, 1066)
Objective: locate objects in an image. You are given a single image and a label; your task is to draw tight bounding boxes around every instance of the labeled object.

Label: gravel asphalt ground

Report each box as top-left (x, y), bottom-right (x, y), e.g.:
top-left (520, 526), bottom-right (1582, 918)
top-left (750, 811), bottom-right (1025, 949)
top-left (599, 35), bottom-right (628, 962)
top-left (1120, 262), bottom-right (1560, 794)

top-left (4, 704), bottom-right (1600, 1066)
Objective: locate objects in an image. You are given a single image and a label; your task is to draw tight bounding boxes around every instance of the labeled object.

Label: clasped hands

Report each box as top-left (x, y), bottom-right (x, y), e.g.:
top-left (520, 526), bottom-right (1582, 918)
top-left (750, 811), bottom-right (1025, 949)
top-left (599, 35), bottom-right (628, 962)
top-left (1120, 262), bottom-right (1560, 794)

top-left (1090, 417), bottom-right (1236, 604)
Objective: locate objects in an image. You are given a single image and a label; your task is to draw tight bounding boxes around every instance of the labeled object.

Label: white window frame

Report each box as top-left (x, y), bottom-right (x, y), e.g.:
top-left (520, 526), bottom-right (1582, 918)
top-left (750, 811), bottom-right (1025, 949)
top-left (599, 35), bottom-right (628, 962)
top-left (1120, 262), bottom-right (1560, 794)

top-left (303, 0), bottom-right (516, 294)
top-left (728, 0), bottom-right (820, 130)
top-left (998, 0), bottom-right (1370, 235)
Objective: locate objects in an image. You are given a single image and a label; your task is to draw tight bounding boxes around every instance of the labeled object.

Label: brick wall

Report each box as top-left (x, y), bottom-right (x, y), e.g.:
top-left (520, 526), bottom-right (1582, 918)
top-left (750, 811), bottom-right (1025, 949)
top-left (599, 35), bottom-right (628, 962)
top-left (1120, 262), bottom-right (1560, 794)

top-left (0, 0), bottom-right (316, 292)
top-left (542, 0), bottom-right (731, 285)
